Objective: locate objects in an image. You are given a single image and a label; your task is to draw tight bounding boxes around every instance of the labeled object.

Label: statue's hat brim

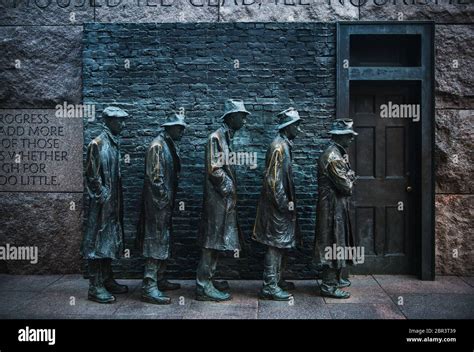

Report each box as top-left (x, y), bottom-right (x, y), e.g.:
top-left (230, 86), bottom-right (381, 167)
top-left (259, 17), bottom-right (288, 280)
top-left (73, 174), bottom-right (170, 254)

top-left (220, 99), bottom-right (251, 120)
top-left (161, 113), bottom-right (187, 127)
top-left (329, 129), bottom-right (358, 135)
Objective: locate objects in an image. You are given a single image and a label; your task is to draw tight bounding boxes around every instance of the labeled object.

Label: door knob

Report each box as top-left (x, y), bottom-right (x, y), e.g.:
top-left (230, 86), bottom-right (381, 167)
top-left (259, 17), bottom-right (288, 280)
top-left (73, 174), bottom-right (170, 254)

top-left (406, 186), bottom-right (413, 193)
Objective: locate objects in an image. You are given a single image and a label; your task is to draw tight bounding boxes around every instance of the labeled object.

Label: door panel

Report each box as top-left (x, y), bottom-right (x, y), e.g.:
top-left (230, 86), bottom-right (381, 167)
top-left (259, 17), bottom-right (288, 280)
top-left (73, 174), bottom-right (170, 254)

top-left (349, 81), bottom-right (420, 274)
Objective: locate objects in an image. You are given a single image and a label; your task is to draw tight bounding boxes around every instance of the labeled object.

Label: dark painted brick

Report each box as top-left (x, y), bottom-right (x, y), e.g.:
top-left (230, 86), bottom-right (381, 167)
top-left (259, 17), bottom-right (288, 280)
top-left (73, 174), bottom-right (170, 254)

top-left (83, 23), bottom-right (336, 279)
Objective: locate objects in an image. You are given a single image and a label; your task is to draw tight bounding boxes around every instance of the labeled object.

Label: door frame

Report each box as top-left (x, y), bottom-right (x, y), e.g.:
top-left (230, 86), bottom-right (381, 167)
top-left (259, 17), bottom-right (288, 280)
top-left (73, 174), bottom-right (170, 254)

top-left (336, 21), bottom-right (435, 280)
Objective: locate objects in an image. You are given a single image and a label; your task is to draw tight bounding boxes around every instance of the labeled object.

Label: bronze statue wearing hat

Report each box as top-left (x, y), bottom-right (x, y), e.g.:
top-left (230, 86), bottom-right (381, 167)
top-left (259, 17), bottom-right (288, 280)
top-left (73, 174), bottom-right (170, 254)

top-left (253, 108), bottom-right (302, 301)
top-left (82, 106), bottom-right (129, 304)
top-left (196, 99), bottom-right (251, 302)
top-left (314, 118), bottom-right (358, 299)
top-left (136, 113), bottom-right (187, 305)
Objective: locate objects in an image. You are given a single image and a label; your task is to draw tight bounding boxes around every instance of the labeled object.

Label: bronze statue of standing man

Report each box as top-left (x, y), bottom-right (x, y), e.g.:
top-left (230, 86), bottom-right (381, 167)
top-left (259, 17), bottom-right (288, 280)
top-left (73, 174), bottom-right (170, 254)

top-left (314, 119), bottom-right (358, 299)
top-left (82, 106), bottom-right (129, 304)
top-left (136, 113), bottom-right (187, 305)
top-left (196, 99), bottom-right (251, 302)
top-left (253, 108), bottom-right (302, 301)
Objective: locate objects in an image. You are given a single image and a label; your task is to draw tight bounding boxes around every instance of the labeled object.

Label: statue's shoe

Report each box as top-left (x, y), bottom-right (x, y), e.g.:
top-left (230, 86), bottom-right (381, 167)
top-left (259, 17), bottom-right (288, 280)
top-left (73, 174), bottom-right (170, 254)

top-left (141, 287), bottom-right (171, 305)
top-left (320, 287), bottom-right (351, 299)
top-left (212, 280), bottom-right (230, 292)
top-left (88, 287), bottom-right (116, 304)
top-left (196, 286), bottom-right (232, 302)
top-left (104, 279), bottom-right (129, 294)
top-left (158, 280), bottom-right (181, 291)
top-left (279, 280), bottom-right (296, 291)
top-left (337, 278), bottom-right (351, 289)
top-left (259, 288), bottom-right (293, 301)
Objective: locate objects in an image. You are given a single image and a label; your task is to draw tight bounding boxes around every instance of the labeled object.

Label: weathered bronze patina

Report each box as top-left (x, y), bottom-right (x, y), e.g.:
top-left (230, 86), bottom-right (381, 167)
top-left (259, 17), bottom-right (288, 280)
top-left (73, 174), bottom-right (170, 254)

top-left (82, 106), bottom-right (129, 304)
top-left (196, 99), bottom-right (251, 302)
top-left (136, 113), bottom-right (186, 305)
top-left (314, 119), bottom-right (358, 299)
top-left (253, 108), bottom-right (302, 301)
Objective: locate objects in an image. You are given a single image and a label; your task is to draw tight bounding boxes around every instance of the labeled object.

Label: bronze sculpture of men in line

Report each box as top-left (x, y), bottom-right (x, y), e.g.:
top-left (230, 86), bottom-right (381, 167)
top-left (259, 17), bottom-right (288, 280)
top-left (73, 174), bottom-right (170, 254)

top-left (82, 106), bottom-right (129, 304)
top-left (314, 119), bottom-right (358, 299)
top-left (253, 108), bottom-right (302, 301)
top-left (136, 113), bottom-right (187, 305)
top-left (196, 99), bottom-right (251, 302)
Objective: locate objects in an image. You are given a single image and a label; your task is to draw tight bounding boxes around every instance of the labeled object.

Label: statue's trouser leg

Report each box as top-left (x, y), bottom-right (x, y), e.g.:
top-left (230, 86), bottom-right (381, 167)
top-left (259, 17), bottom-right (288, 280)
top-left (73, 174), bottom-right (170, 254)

top-left (101, 257), bottom-right (128, 294)
top-left (155, 260), bottom-right (182, 291)
top-left (337, 268), bottom-right (345, 283)
top-left (157, 260), bottom-right (167, 283)
top-left (263, 246), bottom-right (282, 294)
top-left (102, 258), bottom-right (113, 282)
top-left (142, 258), bottom-right (160, 294)
top-left (279, 254), bottom-right (287, 284)
top-left (335, 267), bottom-right (351, 288)
top-left (88, 259), bottom-right (103, 290)
top-left (144, 258), bottom-right (159, 284)
top-left (196, 248), bottom-right (218, 291)
top-left (321, 265), bottom-right (338, 291)
top-left (141, 258), bottom-right (170, 304)
top-left (87, 259), bottom-right (116, 303)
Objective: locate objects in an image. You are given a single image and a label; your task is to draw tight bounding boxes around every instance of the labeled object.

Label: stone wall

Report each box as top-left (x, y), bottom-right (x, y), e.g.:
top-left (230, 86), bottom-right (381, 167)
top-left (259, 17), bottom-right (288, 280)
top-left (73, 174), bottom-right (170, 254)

top-left (433, 24), bottom-right (474, 276)
top-left (0, 1), bottom-right (472, 276)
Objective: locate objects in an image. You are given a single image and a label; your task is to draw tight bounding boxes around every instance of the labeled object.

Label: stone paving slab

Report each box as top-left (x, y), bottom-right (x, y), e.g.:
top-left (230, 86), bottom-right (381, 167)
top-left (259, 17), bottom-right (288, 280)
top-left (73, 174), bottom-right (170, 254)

top-left (255, 279), bottom-right (331, 319)
top-left (373, 275), bottom-right (474, 295)
top-left (114, 282), bottom-right (188, 319)
top-left (187, 300), bottom-right (258, 320)
top-left (460, 277), bottom-right (474, 288)
top-left (258, 296), bottom-right (331, 320)
top-left (327, 302), bottom-right (406, 320)
top-left (14, 291), bottom-right (125, 318)
top-left (322, 275), bottom-right (393, 305)
top-left (0, 276), bottom-right (473, 319)
top-left (0, 275), bottom-right (62, 292)
top-left (0, 291), bottom-right (37, 315)
top-left (44, 275), bottom-right (141, 294)
top-left (389, 293), bottom-right (474, 320)
top-left (114, 280), bottom-right (260, 319)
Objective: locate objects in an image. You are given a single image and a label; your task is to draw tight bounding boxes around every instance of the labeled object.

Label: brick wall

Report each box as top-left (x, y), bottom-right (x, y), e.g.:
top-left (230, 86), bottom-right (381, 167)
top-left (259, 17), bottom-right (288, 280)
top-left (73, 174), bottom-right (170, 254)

top-left (83, 22), bottom-right (336, 279)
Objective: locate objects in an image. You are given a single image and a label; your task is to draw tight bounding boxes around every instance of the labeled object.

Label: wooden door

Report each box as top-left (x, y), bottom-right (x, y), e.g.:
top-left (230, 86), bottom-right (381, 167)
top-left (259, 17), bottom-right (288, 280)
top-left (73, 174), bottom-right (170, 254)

top-left (349, 81), bottom-right (421, 274)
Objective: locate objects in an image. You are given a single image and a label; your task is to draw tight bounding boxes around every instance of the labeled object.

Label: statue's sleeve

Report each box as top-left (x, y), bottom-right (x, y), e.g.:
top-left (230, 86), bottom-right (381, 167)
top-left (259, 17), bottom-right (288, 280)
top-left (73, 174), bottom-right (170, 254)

top-left (208, 135), bottom-right (234, 197)
top-left (327, 158), bottom-right (353, 196)
top-left (266, 146), bottom-right (290, 212)
top-left (85, 141), bottom-right (106, 201)
top-left (146, 144), bottom-right (169, 207)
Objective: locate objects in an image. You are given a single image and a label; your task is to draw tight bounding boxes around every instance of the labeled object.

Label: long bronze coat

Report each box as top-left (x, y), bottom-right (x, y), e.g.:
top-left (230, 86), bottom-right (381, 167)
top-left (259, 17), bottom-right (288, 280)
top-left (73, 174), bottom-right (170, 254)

top-left (136, 132), bottom-right (180, 260)
top-left (82, 128), bottom-right (124, 259)
top-left (253, 134), bottom-right (300, 249)
top-left (198, 124), bottom-right (241, 251)
top-left (314, 142), bottom-right (356, 268)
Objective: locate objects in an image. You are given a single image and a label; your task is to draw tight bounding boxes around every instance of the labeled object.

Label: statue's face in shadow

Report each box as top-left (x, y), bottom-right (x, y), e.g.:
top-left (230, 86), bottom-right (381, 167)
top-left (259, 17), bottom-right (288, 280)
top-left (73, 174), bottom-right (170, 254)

top-left (333, 134), bottom-right (355, 148)
top-left (166, 125), bottom-right (186, 141)
top-left (105, 118), bottom-right (126, 136)
top-left (284, 121), bottom-right (302, 140)
top-left (225, 112), bottom-right (248, 131)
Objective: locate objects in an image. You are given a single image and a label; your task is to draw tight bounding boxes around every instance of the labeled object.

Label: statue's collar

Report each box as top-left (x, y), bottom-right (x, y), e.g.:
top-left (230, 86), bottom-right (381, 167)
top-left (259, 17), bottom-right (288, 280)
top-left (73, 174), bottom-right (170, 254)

top-left (280, 132), bottom-right (294, 149)
top-left (222, 123), bottom-right (235, 139)
top-left (162, 130), bottom-right (177, 150)
top-left (333, 142), bottom-right (348, 155)
top-left (104, 126), bottom-right (119, 146)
